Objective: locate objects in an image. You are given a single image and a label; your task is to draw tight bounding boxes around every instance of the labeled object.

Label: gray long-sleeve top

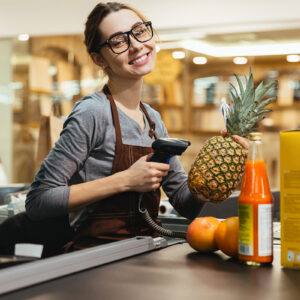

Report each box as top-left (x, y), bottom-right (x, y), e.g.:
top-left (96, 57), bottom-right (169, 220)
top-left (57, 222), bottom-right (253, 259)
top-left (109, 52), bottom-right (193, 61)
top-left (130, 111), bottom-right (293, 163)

top-left (26, 92), bottom-right (204, 229)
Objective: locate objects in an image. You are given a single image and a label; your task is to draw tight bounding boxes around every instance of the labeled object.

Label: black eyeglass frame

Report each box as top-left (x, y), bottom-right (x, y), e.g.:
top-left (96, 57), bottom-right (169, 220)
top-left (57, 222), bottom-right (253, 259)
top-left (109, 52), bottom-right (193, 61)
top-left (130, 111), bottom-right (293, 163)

top-left (98, 21), bottom-right (153, 54)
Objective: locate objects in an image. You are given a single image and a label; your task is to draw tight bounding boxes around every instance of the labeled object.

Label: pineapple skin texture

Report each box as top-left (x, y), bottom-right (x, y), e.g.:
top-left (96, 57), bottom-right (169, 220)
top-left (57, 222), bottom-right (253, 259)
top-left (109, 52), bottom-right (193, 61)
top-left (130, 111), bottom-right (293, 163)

top-left (188, 136), bottom-right (247, 203)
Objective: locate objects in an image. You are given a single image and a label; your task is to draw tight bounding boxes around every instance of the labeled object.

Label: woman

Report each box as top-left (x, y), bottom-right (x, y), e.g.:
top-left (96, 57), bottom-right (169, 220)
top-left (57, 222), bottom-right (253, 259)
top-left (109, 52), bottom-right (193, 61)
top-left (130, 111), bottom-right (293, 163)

top-left (24, 2), bottom-right (248, 252)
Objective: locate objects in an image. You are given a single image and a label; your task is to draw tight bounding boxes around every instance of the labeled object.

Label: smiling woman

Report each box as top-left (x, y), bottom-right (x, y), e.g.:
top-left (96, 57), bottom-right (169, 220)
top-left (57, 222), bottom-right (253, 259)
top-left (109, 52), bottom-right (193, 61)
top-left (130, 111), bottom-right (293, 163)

top-left (90, 8), bottom-right (157, 82)
top-left (0, 2), bottom-right (207, 256)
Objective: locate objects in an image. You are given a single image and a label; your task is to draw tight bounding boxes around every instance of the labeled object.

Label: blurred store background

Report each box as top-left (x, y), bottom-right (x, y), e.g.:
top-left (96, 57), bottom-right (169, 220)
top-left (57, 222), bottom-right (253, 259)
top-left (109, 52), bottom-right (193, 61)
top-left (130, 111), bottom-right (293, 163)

top-left (1, 0), bottom-right (300, 191)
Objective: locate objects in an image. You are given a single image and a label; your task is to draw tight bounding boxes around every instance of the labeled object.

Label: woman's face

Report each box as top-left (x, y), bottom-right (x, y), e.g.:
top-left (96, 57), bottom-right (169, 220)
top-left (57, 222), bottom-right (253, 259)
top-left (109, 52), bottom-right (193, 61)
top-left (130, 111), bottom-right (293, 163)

top-left (98, 9), bottom-right (156, 80)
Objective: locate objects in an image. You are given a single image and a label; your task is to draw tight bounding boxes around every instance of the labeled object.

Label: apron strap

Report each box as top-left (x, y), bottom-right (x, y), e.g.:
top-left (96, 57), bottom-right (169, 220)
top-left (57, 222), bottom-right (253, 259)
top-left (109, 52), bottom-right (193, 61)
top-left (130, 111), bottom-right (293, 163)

top-left (103, 85), bottom-right (123, 147)
top-left (139, 103), bottom-right (158, 140)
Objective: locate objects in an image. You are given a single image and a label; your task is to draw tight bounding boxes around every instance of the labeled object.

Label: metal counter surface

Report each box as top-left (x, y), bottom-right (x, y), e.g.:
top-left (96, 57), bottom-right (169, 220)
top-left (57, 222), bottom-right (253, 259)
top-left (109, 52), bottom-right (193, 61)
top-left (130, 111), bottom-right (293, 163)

top-left (1, 242), bottom-right (299, 300)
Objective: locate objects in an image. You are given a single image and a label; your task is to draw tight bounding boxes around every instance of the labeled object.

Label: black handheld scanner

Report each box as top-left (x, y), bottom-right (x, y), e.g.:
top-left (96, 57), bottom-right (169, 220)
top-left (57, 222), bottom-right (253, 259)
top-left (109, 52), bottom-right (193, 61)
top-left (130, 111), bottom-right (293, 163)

top-left (149, 138), bottom-right (191, 164)
top-left (140, 137), bottom-right (190, 238)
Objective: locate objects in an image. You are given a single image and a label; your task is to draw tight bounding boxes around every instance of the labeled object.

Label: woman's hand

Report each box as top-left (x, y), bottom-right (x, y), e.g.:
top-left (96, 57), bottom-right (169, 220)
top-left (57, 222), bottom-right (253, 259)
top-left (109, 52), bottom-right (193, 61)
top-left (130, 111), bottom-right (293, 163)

top-left (221, 129), bottom-right (249, 153)
top-left (124, 154), bottom-right (170, 193)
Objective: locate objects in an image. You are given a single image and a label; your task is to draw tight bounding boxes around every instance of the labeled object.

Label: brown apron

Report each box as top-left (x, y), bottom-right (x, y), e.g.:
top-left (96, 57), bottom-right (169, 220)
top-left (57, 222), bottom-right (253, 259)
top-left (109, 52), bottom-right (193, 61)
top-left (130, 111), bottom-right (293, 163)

top-left (66, 86), bottom-right (161, 251)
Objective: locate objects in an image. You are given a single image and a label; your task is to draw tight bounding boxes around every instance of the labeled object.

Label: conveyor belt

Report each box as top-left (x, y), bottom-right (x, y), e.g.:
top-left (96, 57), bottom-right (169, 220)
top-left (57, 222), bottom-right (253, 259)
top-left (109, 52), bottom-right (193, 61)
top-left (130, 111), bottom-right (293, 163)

top-left (0, 236), bottom-right (169, 295)
top-left (1, 212), bottom-right (297, 299)
top-left (2, 243), bottom-right (300, 300)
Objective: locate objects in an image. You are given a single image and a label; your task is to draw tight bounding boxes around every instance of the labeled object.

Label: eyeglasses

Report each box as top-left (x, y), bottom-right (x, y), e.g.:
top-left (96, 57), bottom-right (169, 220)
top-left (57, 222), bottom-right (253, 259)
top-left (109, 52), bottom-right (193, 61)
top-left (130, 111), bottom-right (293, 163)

top-left (99, 21), bottom-right (153, 54)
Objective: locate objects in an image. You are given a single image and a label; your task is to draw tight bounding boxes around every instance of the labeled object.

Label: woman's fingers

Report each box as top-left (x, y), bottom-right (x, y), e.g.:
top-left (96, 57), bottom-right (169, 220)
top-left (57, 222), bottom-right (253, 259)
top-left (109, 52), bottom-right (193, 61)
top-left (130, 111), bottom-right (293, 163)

top-left (232, 135), bottom-right (249, 151)
top-left (152, 177), bottom-right (162, 185)
top-left (155, 169), bottom-right (168, 177)
top-left (152, 183), bottom-right (161, 190)
top-left (221, 129), bottom-right (227, 137)
top-left (126, 154), bottom-right (170, 193)
top-left (220, 130), bottom-right (248, 151)
top-left (149, 161), bottom-right (170, 170)
top-left (146, 153), bottom-right (153, 161)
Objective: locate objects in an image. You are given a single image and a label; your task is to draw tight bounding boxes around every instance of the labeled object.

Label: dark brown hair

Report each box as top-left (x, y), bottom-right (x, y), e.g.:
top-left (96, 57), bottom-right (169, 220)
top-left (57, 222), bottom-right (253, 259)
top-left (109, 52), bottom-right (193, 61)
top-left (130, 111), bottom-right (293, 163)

top-left (84, 2), bottom-right (148, 55)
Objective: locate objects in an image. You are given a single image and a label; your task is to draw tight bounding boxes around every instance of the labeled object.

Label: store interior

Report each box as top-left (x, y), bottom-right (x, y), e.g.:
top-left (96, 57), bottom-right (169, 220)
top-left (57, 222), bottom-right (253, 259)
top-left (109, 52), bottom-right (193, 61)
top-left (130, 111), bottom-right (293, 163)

top-left (1, 0), bottom-right (300, 191)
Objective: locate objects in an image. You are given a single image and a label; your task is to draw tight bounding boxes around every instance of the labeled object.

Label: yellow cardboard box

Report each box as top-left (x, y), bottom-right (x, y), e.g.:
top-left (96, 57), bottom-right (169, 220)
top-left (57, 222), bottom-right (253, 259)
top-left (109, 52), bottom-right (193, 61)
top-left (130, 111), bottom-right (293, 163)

top-left (280, 130), bottom-right (300, 268)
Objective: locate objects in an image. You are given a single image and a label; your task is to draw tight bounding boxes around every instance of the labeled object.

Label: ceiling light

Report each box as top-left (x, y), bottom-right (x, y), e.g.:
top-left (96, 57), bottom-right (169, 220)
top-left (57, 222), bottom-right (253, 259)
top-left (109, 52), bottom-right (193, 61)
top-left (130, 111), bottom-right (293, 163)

top-left (193, 57), bottom-right (207, 64)
top-left (18, 34), bottom-right (29, 41)
top-left (286, 54), bottom-right (300, 62)
top-left (172, 51), bottom-right (185, 59)
top-left (183, 40), bottom-right (300, 57)
top-left (160, 40), bottom-right (300, 57)
top-left (233, 57), bottom-right (248, 64)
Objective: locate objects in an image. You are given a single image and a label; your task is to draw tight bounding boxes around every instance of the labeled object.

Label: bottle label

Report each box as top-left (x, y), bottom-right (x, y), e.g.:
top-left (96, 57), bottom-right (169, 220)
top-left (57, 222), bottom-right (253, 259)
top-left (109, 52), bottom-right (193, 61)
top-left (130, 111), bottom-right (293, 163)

top-left (238, 204), bottom-right (253, 256)
top-left (258, 204), bottom-right (273, 256)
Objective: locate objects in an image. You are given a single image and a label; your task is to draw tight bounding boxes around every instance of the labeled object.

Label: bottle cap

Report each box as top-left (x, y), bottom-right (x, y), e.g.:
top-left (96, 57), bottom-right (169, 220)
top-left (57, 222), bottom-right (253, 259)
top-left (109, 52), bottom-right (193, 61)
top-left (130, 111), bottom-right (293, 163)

top-left (249, 132), bottom-right (262, 141)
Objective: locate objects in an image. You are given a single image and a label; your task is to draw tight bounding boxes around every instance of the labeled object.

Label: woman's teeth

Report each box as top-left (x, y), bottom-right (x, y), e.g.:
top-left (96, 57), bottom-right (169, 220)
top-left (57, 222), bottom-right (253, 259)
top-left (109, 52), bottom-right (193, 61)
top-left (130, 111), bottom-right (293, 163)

top-left (131, 54), bottom-right (147, 64)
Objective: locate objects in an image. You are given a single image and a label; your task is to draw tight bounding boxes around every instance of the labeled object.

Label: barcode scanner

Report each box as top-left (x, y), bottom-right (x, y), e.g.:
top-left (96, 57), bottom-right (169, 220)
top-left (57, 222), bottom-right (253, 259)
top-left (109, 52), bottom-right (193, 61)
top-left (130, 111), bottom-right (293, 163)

top-left (139, 138), bottom-right (191, 239)
top-left (149, 138), bottom-right (191, 164)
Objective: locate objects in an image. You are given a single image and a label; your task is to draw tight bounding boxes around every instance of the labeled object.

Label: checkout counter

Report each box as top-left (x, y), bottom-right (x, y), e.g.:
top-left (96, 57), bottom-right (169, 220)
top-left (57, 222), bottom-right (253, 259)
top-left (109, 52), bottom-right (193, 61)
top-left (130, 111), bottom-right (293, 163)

top-left (0, 190), bottom-right (299, 299)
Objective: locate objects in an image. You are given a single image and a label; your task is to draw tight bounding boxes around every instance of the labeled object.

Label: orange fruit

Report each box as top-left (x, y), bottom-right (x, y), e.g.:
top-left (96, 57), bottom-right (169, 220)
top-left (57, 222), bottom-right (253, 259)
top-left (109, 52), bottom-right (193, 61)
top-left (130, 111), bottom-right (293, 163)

top-left (215, 216), bottom-right (239, 258)
top-left (186, 217), bottom-right (221, 252)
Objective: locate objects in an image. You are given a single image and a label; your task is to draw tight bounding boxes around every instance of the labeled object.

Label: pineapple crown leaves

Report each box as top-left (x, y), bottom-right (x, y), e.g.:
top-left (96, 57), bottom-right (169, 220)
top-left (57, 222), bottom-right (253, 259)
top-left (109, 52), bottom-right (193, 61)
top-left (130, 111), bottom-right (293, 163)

top-left (224, 68), bottom-right (277, 137)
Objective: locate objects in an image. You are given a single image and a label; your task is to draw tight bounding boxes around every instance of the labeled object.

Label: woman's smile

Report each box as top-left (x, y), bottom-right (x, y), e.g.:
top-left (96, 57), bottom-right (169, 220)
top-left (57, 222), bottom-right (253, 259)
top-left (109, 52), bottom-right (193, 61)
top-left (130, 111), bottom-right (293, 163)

top-left (129, 52), bottom-right (150, 66)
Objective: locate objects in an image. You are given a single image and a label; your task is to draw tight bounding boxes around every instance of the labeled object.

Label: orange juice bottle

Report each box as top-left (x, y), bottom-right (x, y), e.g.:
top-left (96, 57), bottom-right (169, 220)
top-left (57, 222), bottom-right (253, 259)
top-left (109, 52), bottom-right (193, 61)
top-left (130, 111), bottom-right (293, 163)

top-left (238, 132), bottom-right (273, 266)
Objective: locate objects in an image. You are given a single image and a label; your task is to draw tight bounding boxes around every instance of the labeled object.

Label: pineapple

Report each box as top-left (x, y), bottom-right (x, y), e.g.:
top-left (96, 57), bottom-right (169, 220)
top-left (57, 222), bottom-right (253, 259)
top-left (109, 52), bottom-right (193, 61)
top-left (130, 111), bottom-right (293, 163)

top-left (188, 69), bottom-right (276, 203)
